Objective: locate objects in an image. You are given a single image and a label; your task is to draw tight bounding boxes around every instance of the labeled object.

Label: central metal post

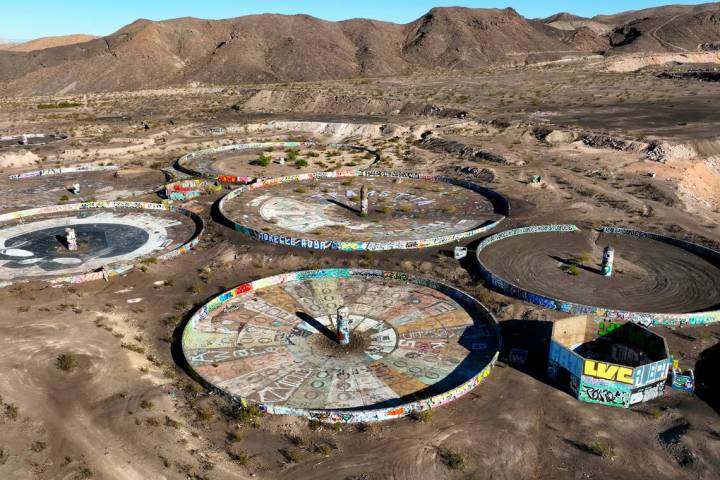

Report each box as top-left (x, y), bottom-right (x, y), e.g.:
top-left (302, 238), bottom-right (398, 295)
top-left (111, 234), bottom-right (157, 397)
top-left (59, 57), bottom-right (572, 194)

top-left (336, 306), bottom-right (350, 345)
top-left (360, 185), bottom-right (369, 217)
top-left (65, 227), bottom-right (77, 251)
top-left (602, 246), bottom-right (614, 277)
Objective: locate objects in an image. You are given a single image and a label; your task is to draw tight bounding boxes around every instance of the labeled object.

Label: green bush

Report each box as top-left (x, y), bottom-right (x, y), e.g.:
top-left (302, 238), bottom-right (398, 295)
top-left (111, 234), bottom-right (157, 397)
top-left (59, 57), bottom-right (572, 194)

top-left (295, 159), bottom-right (308, 169)
top-left (439, 448), bottom-right (465, 470)
top-left (252, 154), bottom-right (271, 167)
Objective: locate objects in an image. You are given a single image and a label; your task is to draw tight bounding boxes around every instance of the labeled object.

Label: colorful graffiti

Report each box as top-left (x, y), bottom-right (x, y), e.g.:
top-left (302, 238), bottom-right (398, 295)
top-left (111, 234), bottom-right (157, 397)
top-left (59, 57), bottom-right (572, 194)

top-left (0, 201), bottom-right (204, 286)
top-left (671, 368), bottom-right (695, 393)
top-left (476, 224), bottom-right (720, 327)
top-left (164, 179), bottom-right (223, 201)
top-left (218, 169), bottom-right (509, 252)
top-left (583, 360), bottom-right (634, 384)
top-left (8, 164), bottom-right (118, 180)
top-left (181, 268), bottom-right (502, 423)
top-left (549, 318), bottom-right (672, 408)
top-left (579, 377), bottom-right (631, 408)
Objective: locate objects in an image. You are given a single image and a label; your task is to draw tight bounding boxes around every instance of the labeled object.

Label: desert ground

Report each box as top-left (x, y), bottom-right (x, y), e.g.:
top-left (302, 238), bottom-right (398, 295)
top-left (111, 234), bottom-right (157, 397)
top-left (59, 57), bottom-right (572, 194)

top-left (0, 54), bottom-right (719, 480)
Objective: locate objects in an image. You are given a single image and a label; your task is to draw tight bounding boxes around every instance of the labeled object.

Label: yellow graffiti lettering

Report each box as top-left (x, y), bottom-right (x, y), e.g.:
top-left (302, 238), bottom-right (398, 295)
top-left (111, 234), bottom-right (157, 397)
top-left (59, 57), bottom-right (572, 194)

top-left (584, 360), bottom-right (633, 384)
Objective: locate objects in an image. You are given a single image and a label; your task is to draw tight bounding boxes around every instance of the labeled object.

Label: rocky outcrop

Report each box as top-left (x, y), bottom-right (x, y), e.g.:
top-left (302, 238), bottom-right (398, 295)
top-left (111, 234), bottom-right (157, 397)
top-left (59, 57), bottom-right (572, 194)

top-left (452, 166), bottom-right (496, 182)
top-left (420, 135), bottom-right (508, 164)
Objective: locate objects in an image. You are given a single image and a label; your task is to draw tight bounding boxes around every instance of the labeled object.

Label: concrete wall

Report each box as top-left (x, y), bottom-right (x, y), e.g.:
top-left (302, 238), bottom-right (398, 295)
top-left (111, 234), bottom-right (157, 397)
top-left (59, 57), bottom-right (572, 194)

top-left (548, 318), bottom-right (672, 408)
top-left (8, 164), bottom-right (118, 180)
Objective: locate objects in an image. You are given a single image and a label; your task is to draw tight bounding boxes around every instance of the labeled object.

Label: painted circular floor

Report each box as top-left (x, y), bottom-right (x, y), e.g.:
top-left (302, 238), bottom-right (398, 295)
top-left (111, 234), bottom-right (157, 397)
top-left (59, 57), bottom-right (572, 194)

top-left (182, 269), bottom-right (501, 422)
top-left (0, 202), bottom-right (202, 284)
top-left (219, 170), bottom-right (507, 251)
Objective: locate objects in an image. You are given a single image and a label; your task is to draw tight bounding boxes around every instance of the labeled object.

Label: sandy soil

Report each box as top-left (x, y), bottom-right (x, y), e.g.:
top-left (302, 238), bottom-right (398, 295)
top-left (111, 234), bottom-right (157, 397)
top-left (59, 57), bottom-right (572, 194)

top-left (0, 59), bottom-right (718, 479)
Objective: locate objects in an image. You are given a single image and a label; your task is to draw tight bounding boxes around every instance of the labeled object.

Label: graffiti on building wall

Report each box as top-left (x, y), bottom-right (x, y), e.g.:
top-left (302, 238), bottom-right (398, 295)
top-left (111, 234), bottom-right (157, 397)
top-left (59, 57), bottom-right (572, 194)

top-left (549, 340), bottom-right (584, 377)
top-left (633, 358), bottom-right (672, 388)
top-left (579, 377), bottom-right (631, 408)
top-left (583, 359), bottom-right (634, 384)
top-left (630, 380), bottom-right (666, 405)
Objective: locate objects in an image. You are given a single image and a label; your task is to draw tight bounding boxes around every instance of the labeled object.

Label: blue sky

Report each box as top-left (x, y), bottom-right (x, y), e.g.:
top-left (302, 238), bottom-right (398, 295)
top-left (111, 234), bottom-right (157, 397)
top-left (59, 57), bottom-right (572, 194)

top-left (0, 0), bottom-right (709, 40)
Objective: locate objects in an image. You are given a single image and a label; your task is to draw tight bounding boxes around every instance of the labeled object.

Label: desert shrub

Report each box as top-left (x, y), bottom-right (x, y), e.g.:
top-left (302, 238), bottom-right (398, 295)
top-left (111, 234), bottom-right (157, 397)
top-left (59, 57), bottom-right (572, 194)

top-left (575, 252), bottom-right (592, 265)
top-left (590, 439), bottom-right (615, 459)
top-left (281, 448), bottom-right (301, 463)
top-left (196, 404), bottom-right (215, 421)
top-left (233, 404), bottom-right (262, 423)
top-left (252, 154), bottom-right (271, 167)
top-left (439, 448), bottom-right (465, 470)
top-left (409, 410), bottom-right (433, 423)
top-left (567, 264), bottom-right (580, 276)
top-left (56, 353), bottom-right (78, 372)
top-left (228, 449), bottom-right (250, 466)
top-left (30, 441), bottom-right (47, 452)
top-left (38, 101), bottom-right (81, 109)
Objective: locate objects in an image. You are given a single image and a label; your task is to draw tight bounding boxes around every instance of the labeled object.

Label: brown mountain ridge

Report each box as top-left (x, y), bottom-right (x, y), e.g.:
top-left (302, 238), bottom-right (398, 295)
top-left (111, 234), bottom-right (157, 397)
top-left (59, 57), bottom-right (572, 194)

top-left (1, 3), bottom-right (720, 95)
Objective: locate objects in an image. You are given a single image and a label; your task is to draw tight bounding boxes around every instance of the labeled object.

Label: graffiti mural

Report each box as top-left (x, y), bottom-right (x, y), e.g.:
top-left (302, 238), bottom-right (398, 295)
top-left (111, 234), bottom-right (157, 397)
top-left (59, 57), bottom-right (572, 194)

top-left (218, 169), bottom-right (508, 252)
top-left (182, 268), bottom-right (502, 423)
top-left (164, 179), bottom-right (223, 201)
top-left (671, 369), bottom-right (695, 392)
top-left (630, 380), bottom-right (666, 405)
top-left (578, 377), bottom-right (631, 408)
top-left (583, 360), bottom-right (634, 384)
top-left (0, 201), bottom-right (204, 285)
top-left (549, 317), bottom-right (672, 408)
top-left (476, 224), bottom-right (720, 327)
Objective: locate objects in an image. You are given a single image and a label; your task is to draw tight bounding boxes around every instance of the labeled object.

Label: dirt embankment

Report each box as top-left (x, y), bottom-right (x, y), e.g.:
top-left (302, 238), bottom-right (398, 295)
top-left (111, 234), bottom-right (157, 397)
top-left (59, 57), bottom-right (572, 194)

top-left (606, 52), bottom-right (720, 72)
top-left (237, 89), bottom-right (467, 119)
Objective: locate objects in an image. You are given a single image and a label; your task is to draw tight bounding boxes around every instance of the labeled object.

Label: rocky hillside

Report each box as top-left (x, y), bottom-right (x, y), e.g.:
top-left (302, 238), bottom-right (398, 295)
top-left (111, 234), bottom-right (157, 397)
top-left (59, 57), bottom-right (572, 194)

top-left (1, 3), bottom-right (720, 95)
top-left (0, 34), bottom-right (98, 52)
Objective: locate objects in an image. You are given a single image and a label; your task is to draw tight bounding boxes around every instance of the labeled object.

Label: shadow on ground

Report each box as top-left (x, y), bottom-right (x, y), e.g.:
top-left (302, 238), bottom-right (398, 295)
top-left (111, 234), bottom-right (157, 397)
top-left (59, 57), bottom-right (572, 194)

top-left (695, 342), bottom-right (720, 414)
